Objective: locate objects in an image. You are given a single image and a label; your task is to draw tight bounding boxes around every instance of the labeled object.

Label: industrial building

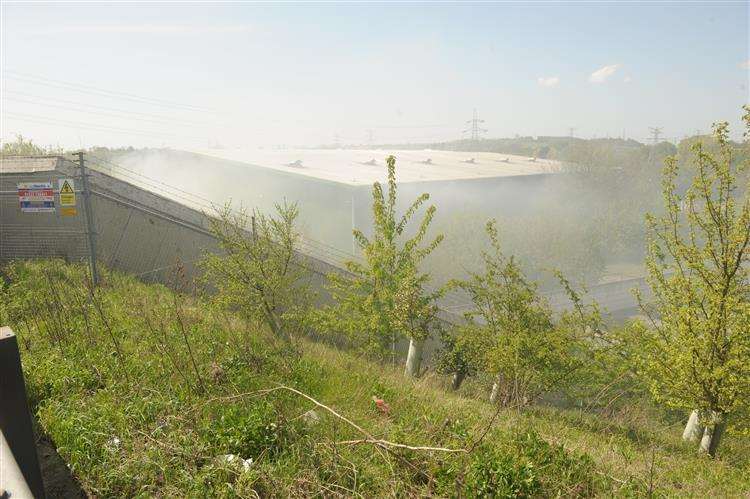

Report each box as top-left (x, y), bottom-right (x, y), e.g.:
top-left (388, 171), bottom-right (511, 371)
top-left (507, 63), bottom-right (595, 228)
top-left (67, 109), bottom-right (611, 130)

top-left (104, 148), bottom-right (563, 259)
top-left (1, 151), bottom-right (648, 320)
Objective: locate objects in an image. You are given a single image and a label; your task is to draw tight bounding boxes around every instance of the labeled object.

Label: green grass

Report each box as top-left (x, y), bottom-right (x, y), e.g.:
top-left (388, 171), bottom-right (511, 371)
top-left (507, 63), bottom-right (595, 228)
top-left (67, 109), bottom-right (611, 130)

top-left (1, 260), bottom-right (748, 497)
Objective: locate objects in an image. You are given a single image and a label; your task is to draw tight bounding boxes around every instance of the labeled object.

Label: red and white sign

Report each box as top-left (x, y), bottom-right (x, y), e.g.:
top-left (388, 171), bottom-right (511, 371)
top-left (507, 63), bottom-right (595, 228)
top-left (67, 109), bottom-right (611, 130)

top-left (18, 182), bottom-right (55, 213)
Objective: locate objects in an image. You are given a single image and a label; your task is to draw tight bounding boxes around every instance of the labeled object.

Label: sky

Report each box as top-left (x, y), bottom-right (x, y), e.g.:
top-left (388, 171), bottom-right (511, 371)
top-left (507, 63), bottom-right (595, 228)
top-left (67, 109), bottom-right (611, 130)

top-left (1, 1), bottom-right (748, 150)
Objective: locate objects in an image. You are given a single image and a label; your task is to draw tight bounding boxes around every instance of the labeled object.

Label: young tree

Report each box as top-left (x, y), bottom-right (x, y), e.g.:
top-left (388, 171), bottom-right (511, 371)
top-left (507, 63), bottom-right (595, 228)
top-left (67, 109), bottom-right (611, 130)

top-left (632, 112), bottom-right (750, 457)
top-left (322, 155), bottom-right (443, 377)
top-left (201, 202), bottom-right (310, 342)
top-left (452, 220), bottom-right (588, 406)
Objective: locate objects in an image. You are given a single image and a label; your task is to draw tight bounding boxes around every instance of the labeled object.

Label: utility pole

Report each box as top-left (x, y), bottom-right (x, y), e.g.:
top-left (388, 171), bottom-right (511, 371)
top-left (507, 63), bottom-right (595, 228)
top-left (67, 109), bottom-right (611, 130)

top-left (568, 127), bottom-right (576, 138)
top-left (463, 108), bottom-right (487, 141)
top-left (76, 151), bottom-right (99, 286)
top-left (366, 129), bottom-right (374, 146)
top-left (649, 127), bottom-right (663, 144)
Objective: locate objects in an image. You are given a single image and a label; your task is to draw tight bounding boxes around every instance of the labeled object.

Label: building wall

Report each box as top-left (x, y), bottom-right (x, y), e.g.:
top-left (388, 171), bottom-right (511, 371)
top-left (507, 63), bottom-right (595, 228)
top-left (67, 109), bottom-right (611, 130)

top-left (108, 150), bottom-right (561, 262)
top-left (0, 157), bottom-right (337, 291)
top-left (108, 149), bottom-right (359, 263)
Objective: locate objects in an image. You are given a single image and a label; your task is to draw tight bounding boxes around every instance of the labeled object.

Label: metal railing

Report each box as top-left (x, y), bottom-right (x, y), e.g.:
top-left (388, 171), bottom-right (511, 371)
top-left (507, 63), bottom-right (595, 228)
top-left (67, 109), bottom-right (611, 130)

top-left (0, 327), bottom-right (45, 498)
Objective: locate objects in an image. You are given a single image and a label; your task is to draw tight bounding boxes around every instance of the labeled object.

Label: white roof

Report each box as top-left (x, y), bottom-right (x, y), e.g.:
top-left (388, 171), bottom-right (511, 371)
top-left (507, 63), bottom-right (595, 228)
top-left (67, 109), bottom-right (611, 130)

top-left (187, 148), bottom-right (559, 186)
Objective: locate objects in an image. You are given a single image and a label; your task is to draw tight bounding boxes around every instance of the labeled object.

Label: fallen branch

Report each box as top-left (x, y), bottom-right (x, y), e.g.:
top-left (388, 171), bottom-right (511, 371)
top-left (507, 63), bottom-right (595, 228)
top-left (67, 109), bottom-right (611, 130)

top-left (189, 384), bottom-right (466, 454)
top-left (336, 439), bottom-right (467, 454)
top-left (274, 385), bottom-right (466, 454)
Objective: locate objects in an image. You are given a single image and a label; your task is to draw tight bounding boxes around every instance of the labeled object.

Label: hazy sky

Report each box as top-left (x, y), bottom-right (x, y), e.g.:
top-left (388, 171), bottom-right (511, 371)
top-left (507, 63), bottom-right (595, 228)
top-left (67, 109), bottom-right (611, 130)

top-left (1, 2), bottom-right (748, 149)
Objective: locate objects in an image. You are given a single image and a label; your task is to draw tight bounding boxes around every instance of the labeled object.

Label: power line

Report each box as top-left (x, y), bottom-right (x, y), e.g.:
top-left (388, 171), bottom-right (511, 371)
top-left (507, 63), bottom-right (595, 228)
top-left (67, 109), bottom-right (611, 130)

top-left (85, 155), bottom-right (219, 210)
top-left (4, 90), bottom-right (207, 125)
top-left (463, 108), bottom-right (487, 141)
top-left (4, 111), bottom-right (204, 142)
top-left (3, 96), bottom-right (205, 128)
top-left (3, 70), bottom-right (212, 113)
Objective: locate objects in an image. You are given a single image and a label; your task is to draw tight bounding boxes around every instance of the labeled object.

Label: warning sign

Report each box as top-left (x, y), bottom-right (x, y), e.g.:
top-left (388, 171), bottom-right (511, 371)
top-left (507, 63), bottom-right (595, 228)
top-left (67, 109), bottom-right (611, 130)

top-left (18, 182), bottom-right (55, 213)
top-left (59, 179), bottom-right (76, 206)
top-left (61, 207), bottom-right (78, 217)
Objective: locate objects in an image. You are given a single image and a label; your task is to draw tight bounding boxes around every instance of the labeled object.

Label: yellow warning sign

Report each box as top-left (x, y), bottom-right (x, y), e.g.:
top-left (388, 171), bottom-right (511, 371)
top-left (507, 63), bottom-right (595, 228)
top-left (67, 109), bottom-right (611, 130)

top-left (59, 179), bottom-right (76, 207)
top-left (61, 206), bottom-right (78, 217)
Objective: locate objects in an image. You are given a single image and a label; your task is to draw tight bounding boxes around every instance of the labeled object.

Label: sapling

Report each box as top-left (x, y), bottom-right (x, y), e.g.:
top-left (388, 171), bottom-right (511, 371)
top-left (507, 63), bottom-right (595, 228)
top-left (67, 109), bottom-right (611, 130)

top-left (633, 109), bottom-right (750, 457)
top-left (321, 155), bottom-right (443, 376)
top-left (201, 201), bottom-right (310, 343)
top-left (452, 220), bottom-right (589, 406)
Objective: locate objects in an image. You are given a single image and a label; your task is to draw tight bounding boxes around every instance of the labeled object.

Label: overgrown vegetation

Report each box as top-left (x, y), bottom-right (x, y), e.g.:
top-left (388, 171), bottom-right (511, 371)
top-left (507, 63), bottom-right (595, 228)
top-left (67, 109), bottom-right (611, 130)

top-left (201, 201), bottom-right (311, 342)
top-left (1, 260), bottom-right (749, 497)
top-left (442, 220), bottom-right (600, 406)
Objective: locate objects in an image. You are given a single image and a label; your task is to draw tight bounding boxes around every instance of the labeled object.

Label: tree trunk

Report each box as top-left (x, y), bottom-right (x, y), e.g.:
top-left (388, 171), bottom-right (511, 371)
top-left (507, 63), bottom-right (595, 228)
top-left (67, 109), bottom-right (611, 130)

top-left (489, 374), bottom-right (502, 404)
top-left (262, 302), bottom-right (285, 340)
top-left (682, 410), bottom-right (704, 442)
top-left (404, 337), bottom-right (425, 378)
top-left (451, 371), bottom-right (466, 391)
top-left (699, 412), bottom-right (727, 457)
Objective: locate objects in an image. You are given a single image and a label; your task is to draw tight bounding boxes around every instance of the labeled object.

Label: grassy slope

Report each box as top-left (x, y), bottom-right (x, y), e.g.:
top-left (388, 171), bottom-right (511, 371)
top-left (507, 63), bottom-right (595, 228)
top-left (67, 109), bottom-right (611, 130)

top-left (1, 260), bottom-right (748, 497)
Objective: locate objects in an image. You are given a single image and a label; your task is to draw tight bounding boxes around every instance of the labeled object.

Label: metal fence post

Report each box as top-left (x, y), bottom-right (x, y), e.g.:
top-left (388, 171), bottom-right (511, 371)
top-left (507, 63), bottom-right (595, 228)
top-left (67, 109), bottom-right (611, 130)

top-left (77, 151), bottom-right (99, 286)
top-left (0, 326), bottom-right (45, 498)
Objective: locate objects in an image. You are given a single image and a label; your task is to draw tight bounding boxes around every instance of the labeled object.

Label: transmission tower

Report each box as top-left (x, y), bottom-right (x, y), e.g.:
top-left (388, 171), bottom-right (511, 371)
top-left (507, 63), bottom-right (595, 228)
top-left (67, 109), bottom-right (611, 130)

top-left (568, 127), bottom-right (576, 138)
top-left (649, 127), bottom-right (663, 144)
top-left (463, 109), bottom-right (487, 141)
top-left (366, 129), bottom-right (374, 145)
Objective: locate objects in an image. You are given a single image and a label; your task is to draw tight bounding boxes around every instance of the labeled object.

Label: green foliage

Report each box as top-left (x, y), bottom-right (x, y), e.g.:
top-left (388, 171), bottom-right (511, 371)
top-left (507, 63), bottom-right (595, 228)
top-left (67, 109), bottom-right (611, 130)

top-left (211, 403), bottom-right (285, 459)
top-left (631, 110), bottom-right (750, 452)
top-left (465, 446), bottom-right (539, 497)
top-left (1, 260), bottom-right (748, 496)
top-left (451, 220), bottom-right (593, 406)
top-left (201, 201), bottom-right (311, 341)
top-left (434, 327), bottom-right (477, 381)
top-left (1, 134), bottom-right (60, 156)
top-left (316, 155), bottom-right (443, 358)
top-left (462, 430), bottom-right (598, 498)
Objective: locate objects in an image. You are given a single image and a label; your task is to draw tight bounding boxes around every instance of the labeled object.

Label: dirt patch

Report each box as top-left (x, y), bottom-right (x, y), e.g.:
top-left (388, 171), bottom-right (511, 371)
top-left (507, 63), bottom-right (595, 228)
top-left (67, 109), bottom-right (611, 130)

top-left (36, 435), bottom-right (86, 498)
